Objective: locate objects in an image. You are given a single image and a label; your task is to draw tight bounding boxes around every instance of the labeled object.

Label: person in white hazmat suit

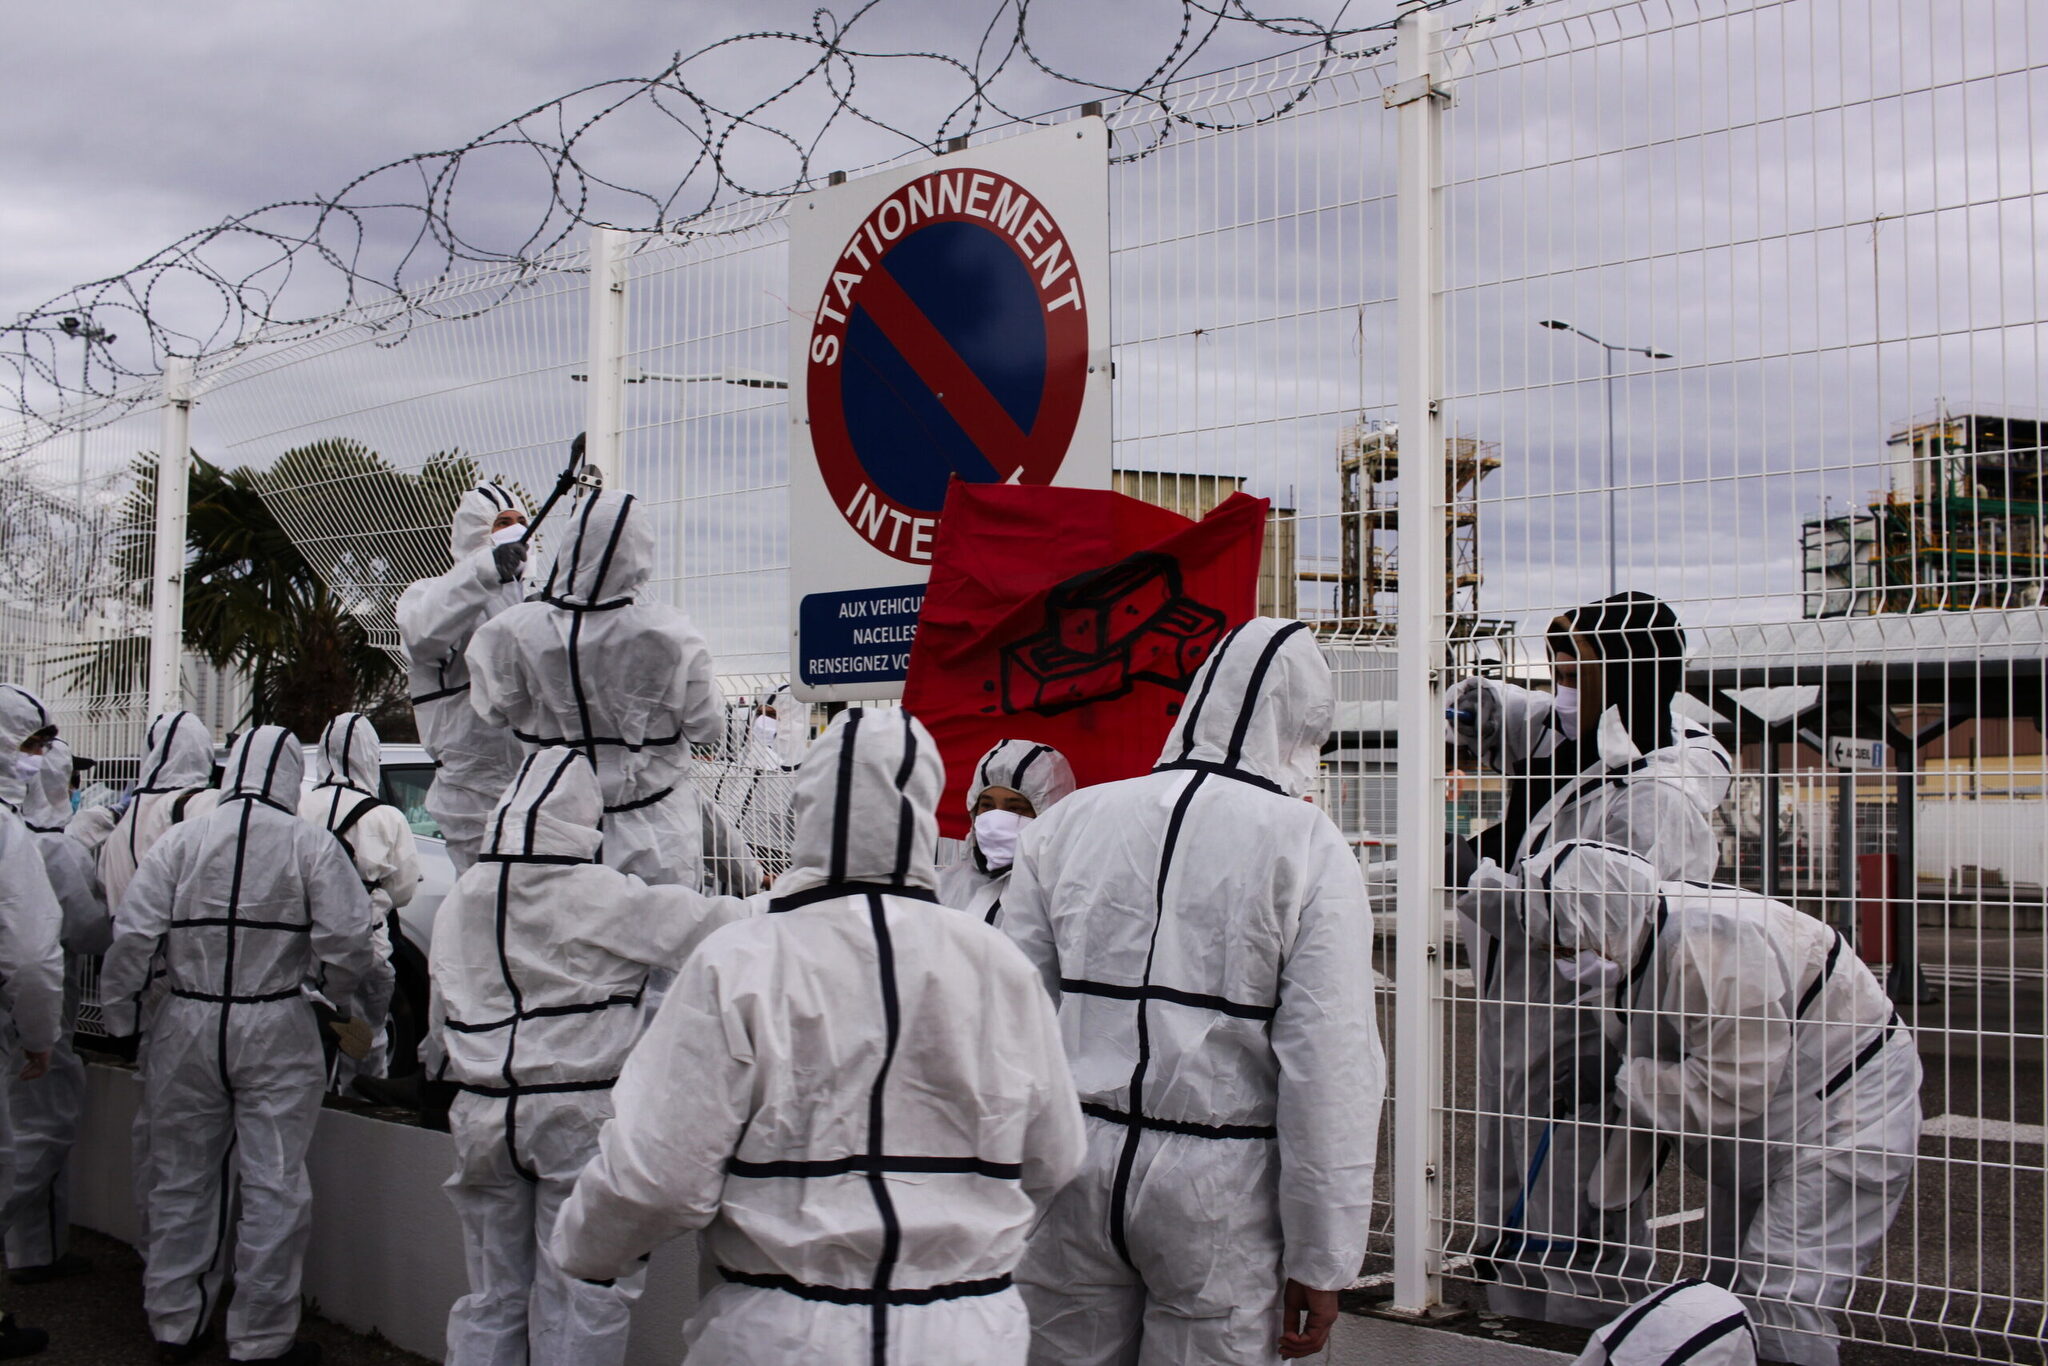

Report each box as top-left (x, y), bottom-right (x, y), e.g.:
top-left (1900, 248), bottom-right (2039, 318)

top-left (1515, 840), bottom-right (1920, 1366)
top-left (430, 746), bottom-right (755, 1366)
top-left (298, 713), bottom-right (418, 1091)
top-left (99, 710), bottom-right (222, 912)
top-left (96, 709), bottom-right (223, 1261)
top-left (102, 726), bottom-right (374, 1366)
top-left (1446, 592), bottom-right (1732, 1325)
top-left (935, 739), bottom-right (1076, 926)
top-left (4, 738), bottom-right (110, 1282)
top-left (1571, 1281), bottom-right (1757, 1366)
top-left (0, 687), bottom-right (69, 1360)
top-left (396, 483), bottom-right (531, 873)
top-left (550, 708), bottom-right (1086, 1366)
top-left (20, 739), bottom-right (107, 948)
top-left (1002, 617), bottom-right (1385, 1365)
top-left (467, 487), bottom-right (723, 888)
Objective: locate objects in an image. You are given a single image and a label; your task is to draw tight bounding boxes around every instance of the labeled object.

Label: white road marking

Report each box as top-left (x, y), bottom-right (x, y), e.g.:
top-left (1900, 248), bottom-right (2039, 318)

top-left (1924, 1114), bottom-right (2048, 1145)
top-left (1445, 967), bottom-right (1476, 992)
top-left (1372, 971), bottom-right (1396, 993)
top-left (1647, 1207), bottom-right (1707, 1230)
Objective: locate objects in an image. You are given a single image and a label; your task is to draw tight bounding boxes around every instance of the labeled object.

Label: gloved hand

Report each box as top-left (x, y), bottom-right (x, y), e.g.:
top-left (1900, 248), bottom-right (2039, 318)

top-left (1444, 677), bottom-right (1556, 772)
top-left (492, 539), bottom-right (528, 585)
top-left (1554, 1046), bottom-right (1624, 1113)
top-left (1454, 858), bottom-right (1521, 939)
top-left (328, 1016), bottom-right (376, 1061)
top-left (1587, 1126), bottom-right (1667, 1212)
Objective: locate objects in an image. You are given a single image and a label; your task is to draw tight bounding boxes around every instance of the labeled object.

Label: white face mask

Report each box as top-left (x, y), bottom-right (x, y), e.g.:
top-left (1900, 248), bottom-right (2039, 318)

top-left (972, 808), bottom-right (1030, 870)
top-left (1555, 950), bottom-right (1622, 988)
top-left (752, 714), bottom-right (779, 740)
top-left (1552, 685), bottom-right (1581, 740)
top-left (489, 522), bottom-right (528, 546)
top-left (13, 754), bottom-right (43, 780)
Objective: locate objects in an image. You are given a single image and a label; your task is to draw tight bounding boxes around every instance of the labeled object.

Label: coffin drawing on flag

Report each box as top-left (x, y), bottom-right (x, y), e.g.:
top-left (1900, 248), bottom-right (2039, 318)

top-left (903, 481), bottom-right (1268, 838)
top-left (999, 553), bottom-right (1228, 715)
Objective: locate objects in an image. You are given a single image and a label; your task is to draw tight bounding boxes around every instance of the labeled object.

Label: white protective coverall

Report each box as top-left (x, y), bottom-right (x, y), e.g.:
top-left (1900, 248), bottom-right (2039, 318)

top-left (0, 688), bottom-right (66, 1328)
top-left (396, 483), bottom-right (529, 872)
top-left (298, 713), bottom-right (417, 1087)
top-left (6, 738), bottom-right (107, 1270)
top-left (431, 746), bottom-right (753, 1366)
top-left (551, 709), bottom-right (1085, 1366)
top-left (1572, 1281), bottom-right (1757, 1366)
top-left (467, 487), bottom-right (724, 887)
top-left (23, 739), bottom-right (110, 955)
top-left (1523, 841), bottom-right (1920, 1366)
top-left (102, 726), bottom-right (373, 1360)
top-left (1459, 690), bottom-right (1732, 1325)
top-left (98, 709), bottom-right (222, 1257)
top-left (1003, 617), bottom-right (1385, 1366)
top-left (99, 709), bottom-right (222, 912)
top-left (935, 739), bottom-right (1076, 927)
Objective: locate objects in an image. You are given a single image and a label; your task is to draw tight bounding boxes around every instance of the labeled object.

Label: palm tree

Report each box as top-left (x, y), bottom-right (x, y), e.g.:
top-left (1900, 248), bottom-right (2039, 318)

top-left (67, 441), bottom-right (490, 741)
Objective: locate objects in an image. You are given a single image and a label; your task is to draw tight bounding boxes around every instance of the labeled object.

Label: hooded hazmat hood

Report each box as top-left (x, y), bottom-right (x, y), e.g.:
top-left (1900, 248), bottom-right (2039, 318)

top-left (1154, 617), bottom-right (1334, 797)
top-left (221, 725), bottom-right (306, 812)
top-left (314, 713), bottom-right (383, 794)
top-left (538, 488), bottom-right (653, 609)
top-left (770, 707), bottom-right (945, 905)
top-left (450, 482), bottom-right (523, 561)
top-left (23, 738), bottom-right (76, 833)
top-left (965, 739), bottom-right (1077, 821)
top-left (479, 746), bottom-right (605, 863)
top-left (0, 684), bottom-right (51, 810)
top-left (134, 711), bottom-right (217, 795)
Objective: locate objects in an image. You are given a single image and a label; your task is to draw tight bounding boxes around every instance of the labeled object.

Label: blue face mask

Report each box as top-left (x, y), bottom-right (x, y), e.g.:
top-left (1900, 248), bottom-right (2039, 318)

top-left (69, 791), bottom-right (82, 812)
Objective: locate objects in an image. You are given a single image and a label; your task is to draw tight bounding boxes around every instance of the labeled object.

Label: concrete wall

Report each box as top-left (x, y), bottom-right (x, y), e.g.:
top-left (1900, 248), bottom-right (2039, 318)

top-left (77, 1063), bottom-right (1562, 1366)
top-left (75, 1064), bottom-right (699, 1364)
top-left (1918, 799), bottom-right (2048, 888)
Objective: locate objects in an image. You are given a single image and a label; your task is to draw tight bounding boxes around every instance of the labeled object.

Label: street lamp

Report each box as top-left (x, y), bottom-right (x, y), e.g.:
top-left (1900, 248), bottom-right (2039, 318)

top-left (1539, 319), bottom-right (1673, 594)
top-left (57, 315), bottom-right (116, 498)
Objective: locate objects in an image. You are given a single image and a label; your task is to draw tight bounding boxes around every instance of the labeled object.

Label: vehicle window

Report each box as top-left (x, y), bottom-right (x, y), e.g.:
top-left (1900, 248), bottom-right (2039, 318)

top-left (381, 765), bottom-right (443, 840)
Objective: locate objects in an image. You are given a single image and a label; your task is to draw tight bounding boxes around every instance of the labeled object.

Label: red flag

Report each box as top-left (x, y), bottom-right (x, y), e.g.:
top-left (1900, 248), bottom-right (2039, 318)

top-left (903, 481), bottom-right (1269, 839)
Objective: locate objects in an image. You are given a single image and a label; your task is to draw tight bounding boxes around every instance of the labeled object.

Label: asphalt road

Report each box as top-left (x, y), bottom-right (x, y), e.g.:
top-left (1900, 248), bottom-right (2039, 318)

top-left (4, 1228), bottom-right (432, 1366)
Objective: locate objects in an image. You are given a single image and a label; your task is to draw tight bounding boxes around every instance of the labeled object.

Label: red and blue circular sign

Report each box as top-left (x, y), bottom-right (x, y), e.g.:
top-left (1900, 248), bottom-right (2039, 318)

top-left (806, 167), bottom-right (1090, 563)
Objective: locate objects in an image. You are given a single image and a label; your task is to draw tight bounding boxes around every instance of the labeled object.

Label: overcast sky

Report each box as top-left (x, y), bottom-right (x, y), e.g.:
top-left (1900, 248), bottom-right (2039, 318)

top-left (7, 0), bottom-right (2041, 674)
top-left (0, 0), bottom-right (1394, 334)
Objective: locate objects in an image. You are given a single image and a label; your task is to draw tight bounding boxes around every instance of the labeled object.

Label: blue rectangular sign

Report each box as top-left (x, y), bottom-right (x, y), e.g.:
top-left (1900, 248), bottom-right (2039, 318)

top-left (797, 584), bottom-right (926, 689)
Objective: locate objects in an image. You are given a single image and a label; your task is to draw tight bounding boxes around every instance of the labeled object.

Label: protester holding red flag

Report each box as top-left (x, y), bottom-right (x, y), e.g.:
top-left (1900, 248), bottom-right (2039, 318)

top-left (900, 481), bottom-right (1269, 841)
top-left (1001, 617), bottom-right (1384, 1364)
top-left (936, 739), bottom-right (1077, 926)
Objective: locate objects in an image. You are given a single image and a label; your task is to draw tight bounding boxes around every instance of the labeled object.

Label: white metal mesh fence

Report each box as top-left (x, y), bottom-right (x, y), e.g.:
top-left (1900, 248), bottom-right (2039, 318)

top-left (1433, 0), bottom-right (2048, 1360)
top-left (21, 0), bottom-right (2048, 1358)
top-left (0, 390), bottom-right (161, 771)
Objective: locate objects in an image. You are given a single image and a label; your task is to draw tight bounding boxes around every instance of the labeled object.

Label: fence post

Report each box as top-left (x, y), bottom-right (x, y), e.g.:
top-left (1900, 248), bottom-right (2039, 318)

top-left (1389, 0), bottom-right (1449, 1318)
top-left (583, 226), bottom-right (630, 483)
top-left (147, 358), bottom-right (194, 718)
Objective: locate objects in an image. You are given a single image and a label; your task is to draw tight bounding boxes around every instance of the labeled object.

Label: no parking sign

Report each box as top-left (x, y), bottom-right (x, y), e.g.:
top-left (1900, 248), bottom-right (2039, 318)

top-left (788, 119), bottom-right (1111, 700)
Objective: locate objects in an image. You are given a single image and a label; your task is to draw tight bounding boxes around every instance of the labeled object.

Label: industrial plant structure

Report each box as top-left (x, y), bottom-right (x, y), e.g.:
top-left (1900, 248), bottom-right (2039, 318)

top-left (1803, 412), bottom-right (2047, 616)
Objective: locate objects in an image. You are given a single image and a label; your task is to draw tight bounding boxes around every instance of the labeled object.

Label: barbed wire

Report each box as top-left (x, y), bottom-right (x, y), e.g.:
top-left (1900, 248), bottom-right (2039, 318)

top-left (0, 0), bottom-right (1493, 451)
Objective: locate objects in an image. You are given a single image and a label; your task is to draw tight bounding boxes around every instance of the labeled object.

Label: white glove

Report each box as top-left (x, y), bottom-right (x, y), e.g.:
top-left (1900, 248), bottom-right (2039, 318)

top-left (1588, 1124), bottom-right (1666, 1211)
top-left (1453, 858), bottom-right (1521, 940)
top-left (1444, 677), bottom-right (1558, 772)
